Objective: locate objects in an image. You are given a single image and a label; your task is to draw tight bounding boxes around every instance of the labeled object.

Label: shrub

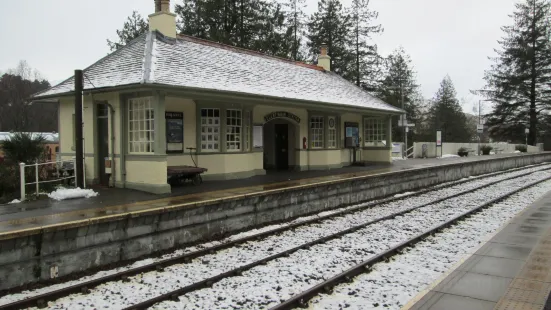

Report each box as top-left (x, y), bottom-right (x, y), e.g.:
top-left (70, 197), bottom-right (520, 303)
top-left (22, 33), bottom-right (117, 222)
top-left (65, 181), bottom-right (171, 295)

top-left (457, 147), bottom-right (469, 157)
top-left (515, 144), bottom-right (527, 153)
top-left (1, 132), bottom-right (46, 165)
top-left (0, 163), bottom-right (18, 203)
top-left (480, 145), bottom-right (493, 155)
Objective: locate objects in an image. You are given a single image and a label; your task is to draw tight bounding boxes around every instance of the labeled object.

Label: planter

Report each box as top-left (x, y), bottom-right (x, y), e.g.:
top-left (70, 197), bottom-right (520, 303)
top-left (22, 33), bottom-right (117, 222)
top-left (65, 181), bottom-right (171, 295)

top-left (457, 151), bottom-right (469, 157)
top-left (482, 150), bottom-right (491, 155)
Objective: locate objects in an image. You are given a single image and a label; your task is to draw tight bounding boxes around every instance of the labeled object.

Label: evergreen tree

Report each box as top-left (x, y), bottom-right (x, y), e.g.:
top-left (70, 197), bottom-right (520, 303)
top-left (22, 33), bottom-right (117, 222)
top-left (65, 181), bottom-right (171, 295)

top-left (428, 76), bottom-right (473, 143)
top-left (281, 0), bottom-right (308, 60)
top-left (376, 47), bottom-right (420, 145)
top-left (307, 0), bottom-right (354, 78)
top-left (347, 0), bottom-right (383, 88)
top-left (476, 0), bottom-right (551, 144)
top-left (107, 11), bottom-right (148, 51)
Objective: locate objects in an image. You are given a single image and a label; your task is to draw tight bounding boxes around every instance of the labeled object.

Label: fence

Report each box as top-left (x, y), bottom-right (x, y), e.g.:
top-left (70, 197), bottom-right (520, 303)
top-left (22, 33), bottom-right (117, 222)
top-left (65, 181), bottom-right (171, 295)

top-left (19, 158), bottom-right (77, 201)
top-left (411, 142), bottom-right (541, 158)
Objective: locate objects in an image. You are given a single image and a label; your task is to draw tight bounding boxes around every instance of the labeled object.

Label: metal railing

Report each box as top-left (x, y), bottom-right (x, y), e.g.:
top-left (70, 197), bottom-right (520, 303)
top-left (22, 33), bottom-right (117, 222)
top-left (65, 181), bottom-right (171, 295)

top-left (19, 158), bottom-right (77, 201)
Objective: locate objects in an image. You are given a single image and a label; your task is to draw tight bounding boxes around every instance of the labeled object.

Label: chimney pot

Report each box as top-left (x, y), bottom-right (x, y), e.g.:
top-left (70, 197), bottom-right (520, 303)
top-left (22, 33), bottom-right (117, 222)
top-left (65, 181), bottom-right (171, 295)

top-left (320, 44), bottom-right (328, 56)
top-left (154, 0), bottom-right (170, 13)
top-left (317, 43), bottom-right (331, 71)
top-left (149, 0), bottom-right (176, 38)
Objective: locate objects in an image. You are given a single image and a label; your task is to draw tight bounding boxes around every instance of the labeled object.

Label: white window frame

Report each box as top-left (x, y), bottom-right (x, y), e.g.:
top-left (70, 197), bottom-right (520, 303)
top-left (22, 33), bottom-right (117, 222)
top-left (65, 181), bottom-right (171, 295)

top-left (200, 108), bottom-right (220, 152)
top-left (310, 116), bottom-right (324, 149)
top-left (327, 116), bottom-right (337, 148)
top-left (364, 117), bottom-right (386, 147)
top-left (243, 110), bottom-right (251, 151)
top-left (226, 109), bottom-right (242, 151)
top-left (128, 96), bottom-right (154, 154)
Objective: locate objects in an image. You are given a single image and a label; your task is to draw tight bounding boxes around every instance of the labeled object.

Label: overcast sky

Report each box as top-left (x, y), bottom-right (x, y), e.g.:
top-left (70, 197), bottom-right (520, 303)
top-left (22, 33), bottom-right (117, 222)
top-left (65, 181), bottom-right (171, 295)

top-left (0, 0), bottom-right (518, 114)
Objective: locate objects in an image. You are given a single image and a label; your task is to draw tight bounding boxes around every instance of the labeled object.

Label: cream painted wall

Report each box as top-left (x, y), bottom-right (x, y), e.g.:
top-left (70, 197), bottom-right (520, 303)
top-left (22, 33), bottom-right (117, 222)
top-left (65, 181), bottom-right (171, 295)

top-left (308, 150), bottom-right (341, 167)
top-left (196, 152), bottom-right (262, 176)
top-left (126, 160), bottom-right (168, 185)
top-left (363, 149), bottom-right (392, 163)
top-left (58, 97), bottom-right (75, 154)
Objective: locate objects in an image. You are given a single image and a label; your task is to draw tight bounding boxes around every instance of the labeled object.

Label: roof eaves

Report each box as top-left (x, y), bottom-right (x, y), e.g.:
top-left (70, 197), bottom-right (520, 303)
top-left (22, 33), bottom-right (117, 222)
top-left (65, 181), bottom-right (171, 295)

top-left (31, 32), bottom-right (150, 99)
top-left (329, 72), bottom-right (404, 114)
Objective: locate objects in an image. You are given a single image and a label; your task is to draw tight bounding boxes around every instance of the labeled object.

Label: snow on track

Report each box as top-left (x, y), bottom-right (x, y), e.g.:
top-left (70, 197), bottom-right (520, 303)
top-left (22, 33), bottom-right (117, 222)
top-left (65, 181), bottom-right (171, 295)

top-left (308, 180), bottom-right (551, 310)
top-left (3, 165), bottom-right (549, 309)
top-left (146, 171), bottom-right (551, 309)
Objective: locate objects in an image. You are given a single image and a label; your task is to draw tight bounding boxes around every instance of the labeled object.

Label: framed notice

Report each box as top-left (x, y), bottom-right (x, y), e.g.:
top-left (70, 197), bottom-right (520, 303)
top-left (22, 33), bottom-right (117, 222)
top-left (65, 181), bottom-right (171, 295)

top-left (344, 122), bottom-right (359, 148)
top-left (436, 130), bottom-right (442, 147)
top-left (253, 125), bottom-right (263, 148)
top-left (166, 112), bottom-right (184, 153)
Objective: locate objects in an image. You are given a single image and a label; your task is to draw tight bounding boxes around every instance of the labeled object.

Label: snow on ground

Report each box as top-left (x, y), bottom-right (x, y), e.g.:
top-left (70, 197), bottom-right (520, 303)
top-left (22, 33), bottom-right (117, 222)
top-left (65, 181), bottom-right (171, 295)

top-left (439, 154), bottom-right (460, 159)
top-left (3, 164), bottom-right (549, 309)
top-left (8, 199), bottom-right (21, 204)
top-left (47, 187), bottom-right (99, 201)
top-left (393, 191), bottom-right (415, 198)
top-left (308, 180), bottom-right (551, 310)
top-left (147, 171), bottom-right (551, 310)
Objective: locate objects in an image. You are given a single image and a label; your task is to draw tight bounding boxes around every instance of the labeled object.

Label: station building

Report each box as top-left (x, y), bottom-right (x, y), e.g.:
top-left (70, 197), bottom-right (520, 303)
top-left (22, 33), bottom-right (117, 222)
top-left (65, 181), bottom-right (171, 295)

top-left (32, 0), bottom-right (403, 194)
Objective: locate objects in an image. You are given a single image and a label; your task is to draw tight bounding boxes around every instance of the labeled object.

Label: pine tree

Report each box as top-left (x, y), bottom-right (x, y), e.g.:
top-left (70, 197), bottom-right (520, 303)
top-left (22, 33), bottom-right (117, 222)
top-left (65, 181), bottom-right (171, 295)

top-left (476, 0), bottom-right (551, 144)
top-left (347, 0), bottom-right (383, 88)
top-left (428, 76), bottom-right (472, 143)
top-left (107, 11), bottom-right (149, 51)
top-left (307, 0), bottom-right (354, 78)
top-left (375, 47), bottom-right (421, 145)
top-left (281, 0), bottom-right (308, 60)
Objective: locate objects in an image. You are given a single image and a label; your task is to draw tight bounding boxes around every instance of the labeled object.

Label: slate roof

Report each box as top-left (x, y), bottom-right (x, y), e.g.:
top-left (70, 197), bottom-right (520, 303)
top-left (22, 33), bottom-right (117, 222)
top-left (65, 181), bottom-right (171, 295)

top-left (34, 31), bottom-right (403, 114)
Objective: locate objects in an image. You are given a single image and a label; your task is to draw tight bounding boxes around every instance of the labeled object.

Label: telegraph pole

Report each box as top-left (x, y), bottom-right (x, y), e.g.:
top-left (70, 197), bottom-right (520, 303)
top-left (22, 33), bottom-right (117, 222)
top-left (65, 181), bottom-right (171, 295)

top-left (74, 69), bottom-right (84, 188)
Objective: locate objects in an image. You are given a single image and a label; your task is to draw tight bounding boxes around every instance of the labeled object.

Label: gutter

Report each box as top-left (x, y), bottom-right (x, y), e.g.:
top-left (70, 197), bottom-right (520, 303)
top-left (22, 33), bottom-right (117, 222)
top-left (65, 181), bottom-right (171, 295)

top-left (30, 84), bottom-right (405, 116)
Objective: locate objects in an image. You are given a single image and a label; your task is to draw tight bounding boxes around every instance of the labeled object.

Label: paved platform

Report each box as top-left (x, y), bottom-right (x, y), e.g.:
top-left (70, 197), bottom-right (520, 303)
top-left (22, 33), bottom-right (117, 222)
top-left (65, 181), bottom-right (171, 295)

top-left (404, 190), bottom-right (551, 310)
top-left (0, 153), bottom-right (534, 235)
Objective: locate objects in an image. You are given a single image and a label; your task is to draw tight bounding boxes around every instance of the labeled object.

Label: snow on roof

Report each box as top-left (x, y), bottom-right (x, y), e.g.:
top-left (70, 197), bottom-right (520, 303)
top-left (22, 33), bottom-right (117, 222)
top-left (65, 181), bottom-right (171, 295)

top-left (0, 132), bottom-right (59, 143)
top-left (34, 31), bottom-right (402, 114)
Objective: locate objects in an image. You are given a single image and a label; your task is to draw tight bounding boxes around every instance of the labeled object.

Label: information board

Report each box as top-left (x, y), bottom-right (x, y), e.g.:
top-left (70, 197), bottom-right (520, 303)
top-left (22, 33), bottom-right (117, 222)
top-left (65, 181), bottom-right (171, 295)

top-left (166, 112), bottom-right (183, 153)
top-left (436, 130), bottom-right (442, 146)
top-left (253, 125), bottom-right (263, 148)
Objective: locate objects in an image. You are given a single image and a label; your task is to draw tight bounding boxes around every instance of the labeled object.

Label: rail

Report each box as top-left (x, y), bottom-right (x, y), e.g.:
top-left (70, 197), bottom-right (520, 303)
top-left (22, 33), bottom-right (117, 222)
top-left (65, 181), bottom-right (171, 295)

top-left (269, 176), bottom-right (551, 310)
top-left (19, 158), bottom-right (77, 201)
top-left (1, 164), bottom-right (549, 310)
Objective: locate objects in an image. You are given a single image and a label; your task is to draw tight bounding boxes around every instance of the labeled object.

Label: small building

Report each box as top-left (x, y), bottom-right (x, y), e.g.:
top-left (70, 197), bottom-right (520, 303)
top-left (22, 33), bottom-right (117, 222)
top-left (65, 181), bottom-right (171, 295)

top-left (31, 0), bottom-right (403, 194)
top-left (0, 132), bottom-right (59, 161)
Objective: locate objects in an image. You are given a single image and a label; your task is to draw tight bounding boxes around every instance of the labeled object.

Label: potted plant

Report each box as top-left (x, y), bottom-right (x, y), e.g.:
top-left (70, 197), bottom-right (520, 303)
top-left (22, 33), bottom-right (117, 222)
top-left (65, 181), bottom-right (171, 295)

top-left (457, 147), bottom-right (469, 157)
top-left (480, 145), bottom-right (493, 155)
top-left (515, 144), bottom-right (527, 153)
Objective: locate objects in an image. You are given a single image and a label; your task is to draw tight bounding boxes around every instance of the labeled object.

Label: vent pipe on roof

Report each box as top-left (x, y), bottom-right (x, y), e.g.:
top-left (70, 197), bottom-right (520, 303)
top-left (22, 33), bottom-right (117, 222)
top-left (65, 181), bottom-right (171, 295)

top-left (317, 44), bottom-right (331, 71)
top-left (149, 0), bottom-right (176, 38)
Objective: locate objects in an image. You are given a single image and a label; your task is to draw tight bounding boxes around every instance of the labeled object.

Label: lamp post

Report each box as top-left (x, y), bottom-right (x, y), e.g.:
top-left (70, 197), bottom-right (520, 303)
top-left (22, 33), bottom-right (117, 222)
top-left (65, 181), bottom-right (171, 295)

top-left (477, 99), bottom-right (492, 155)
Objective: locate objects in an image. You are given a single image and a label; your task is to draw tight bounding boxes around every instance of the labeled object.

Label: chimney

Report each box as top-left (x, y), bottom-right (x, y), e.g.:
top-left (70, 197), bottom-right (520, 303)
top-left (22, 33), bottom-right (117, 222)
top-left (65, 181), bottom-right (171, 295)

top-left (149, 0), bottom-right (177, 38)
top-left (317, 44), bottom-right (331, 71)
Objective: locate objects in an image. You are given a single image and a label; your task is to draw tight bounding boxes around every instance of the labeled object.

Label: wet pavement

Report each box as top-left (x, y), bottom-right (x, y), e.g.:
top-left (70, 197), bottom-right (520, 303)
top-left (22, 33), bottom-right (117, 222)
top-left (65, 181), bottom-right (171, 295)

top-left (0, 153), bottom-right (530, 235)
top-left (406, 191), bottom-right (551, 310)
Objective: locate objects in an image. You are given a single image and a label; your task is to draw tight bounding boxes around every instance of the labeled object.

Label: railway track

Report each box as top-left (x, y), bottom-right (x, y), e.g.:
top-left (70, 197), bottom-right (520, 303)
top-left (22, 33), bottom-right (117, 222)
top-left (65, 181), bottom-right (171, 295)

top-left (269, 176), bottom-right (551, 310)
top-left (1, 164), bottom-right (550, 310)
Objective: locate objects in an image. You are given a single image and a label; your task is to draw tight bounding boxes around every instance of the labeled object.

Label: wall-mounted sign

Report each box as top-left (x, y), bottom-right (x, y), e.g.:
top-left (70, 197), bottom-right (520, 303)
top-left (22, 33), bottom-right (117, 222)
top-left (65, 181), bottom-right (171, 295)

top-left (344, 122), bottom-right (359, 148)
top-left (166, 112), bottom-right (184, 153)
top-left (264, 111), bottom-right (301, 124)
top-left (253, 125), bottom-right (263, 148)
top-left (436, 130), bottom-right (442, 146)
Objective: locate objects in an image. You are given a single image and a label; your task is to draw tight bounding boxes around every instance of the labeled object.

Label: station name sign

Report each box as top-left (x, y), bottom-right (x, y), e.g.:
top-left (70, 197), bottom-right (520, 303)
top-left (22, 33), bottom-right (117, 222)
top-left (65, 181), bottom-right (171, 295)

top-left (264, 111), bottom-right (301, 123)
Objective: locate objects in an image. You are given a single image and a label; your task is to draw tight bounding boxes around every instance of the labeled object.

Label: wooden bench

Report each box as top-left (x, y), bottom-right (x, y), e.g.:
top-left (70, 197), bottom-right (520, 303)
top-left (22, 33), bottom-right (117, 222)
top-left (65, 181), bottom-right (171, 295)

top-left (167, 165), bottom-right (208, 186)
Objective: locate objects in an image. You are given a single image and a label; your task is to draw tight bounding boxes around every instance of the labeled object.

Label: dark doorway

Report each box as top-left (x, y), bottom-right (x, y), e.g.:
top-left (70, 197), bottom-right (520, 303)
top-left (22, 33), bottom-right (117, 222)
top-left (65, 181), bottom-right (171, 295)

top-left (274, 123), bottom-right (289, 170)
top-left (97, 104), bottom-right (110, 186)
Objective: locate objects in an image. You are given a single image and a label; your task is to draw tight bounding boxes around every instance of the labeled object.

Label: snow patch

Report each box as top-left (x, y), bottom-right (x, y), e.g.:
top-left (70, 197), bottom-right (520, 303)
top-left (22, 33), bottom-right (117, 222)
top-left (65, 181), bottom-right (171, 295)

top-left (394, 191), bottom-right (415, 198)
top-left (48, 187), bottom-right (98, 201)
top-left (8, 199), bottom-right (21, 204)
top-left (439, 154), bottom-right (460, 159)
top-left (514, 150), bottom-right (521, 153)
